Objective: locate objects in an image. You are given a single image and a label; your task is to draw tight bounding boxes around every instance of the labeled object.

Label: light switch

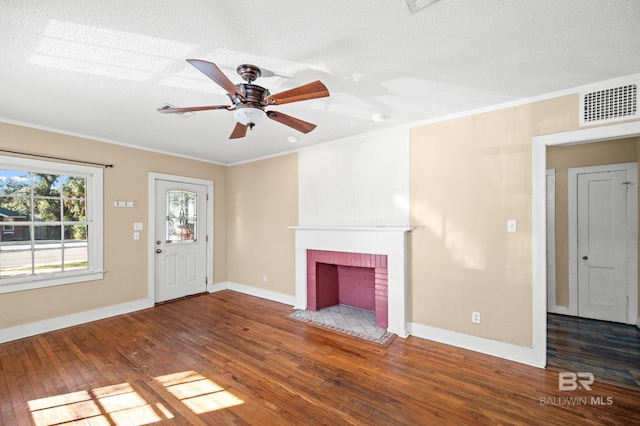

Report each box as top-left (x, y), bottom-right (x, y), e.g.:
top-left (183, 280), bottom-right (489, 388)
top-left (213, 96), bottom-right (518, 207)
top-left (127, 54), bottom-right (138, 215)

top-left (507, 220), bottom-right (517, 233)
top-left (133, 231), bottom-right (140, 240)
top-left (133, 222), bottom-right (143, 231)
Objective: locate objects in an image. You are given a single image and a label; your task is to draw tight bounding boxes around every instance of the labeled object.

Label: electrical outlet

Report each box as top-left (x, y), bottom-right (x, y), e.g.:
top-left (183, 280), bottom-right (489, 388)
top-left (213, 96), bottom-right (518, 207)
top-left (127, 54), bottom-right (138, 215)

top-left (472, 311), bottom-right (481, 324)
top-left (133, 222), bottom-right (143, 230)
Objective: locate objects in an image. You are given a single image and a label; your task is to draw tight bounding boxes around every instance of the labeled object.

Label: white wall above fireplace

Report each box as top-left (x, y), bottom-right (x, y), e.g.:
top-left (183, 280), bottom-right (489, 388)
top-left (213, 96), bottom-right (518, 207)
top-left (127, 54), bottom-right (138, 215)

top-left (298, 128), bottom-right (410, 228)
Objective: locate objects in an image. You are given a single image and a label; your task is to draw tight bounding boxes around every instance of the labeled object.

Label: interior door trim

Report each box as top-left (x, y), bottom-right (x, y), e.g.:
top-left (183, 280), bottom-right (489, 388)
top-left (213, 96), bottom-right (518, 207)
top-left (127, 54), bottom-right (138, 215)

top-left (147, 172), bottom-right (214, 304)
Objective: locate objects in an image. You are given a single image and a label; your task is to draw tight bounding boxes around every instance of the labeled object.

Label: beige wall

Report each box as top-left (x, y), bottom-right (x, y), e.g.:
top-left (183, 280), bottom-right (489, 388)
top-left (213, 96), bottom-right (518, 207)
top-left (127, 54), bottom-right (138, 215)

top-left (547, 138), bottom-right (638, 308)
top-left (226, 154), bottom-right (298, 295)
top-left (410, 95), bottom-right (580, 347)
top-left (3, 90), bottom-right (639, 348)
top-left (0, 122), bottom-right (227, 329)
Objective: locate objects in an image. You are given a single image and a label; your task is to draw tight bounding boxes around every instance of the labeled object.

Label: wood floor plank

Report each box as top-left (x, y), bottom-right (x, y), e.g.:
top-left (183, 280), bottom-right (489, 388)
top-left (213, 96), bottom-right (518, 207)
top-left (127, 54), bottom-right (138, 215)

top-left (1, 291), bottom-right (639, 425)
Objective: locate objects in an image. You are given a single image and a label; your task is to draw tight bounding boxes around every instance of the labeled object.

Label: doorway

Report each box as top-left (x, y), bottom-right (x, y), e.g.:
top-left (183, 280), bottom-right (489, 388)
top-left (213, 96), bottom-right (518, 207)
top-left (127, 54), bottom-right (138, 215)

top-left (148, 173), bottom-right (214, 303)
top-left (535, 121), bottom-right (640, 371)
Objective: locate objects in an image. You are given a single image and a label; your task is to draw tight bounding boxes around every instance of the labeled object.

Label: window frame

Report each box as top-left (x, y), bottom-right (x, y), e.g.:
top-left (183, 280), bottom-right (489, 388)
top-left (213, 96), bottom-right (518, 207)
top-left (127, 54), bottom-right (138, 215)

top-left (0, 156), bottom-right (104, 294)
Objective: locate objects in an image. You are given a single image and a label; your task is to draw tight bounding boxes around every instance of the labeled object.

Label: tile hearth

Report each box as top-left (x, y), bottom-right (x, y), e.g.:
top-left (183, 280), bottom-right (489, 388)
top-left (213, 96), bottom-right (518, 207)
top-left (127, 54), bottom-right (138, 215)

top-left (288, 305), bottom-right (395, 346)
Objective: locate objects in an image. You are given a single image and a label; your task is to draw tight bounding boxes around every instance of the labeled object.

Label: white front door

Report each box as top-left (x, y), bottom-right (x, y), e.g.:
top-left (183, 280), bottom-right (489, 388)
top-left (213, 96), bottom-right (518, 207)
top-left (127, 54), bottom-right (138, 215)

top-left (576, 168), bottom-right (630, 323)
top-left (154, 179), bottom-right (208, 303)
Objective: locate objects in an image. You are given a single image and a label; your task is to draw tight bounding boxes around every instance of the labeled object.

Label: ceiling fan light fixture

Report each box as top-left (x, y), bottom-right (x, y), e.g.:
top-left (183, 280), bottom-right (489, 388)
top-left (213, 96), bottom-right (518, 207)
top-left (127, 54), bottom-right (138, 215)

top-left (233, 107), bottom-right (267, 126)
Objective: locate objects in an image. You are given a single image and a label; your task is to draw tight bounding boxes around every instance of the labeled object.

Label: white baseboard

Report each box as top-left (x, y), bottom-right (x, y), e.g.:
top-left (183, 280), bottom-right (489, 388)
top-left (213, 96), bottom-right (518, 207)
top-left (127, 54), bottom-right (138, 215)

top-left (408, 322), bottom-right (545, 369)
top-left (547, 304), bottom-right (570, 315)
top-left (210, 281), bottom-right (295, 306)
top-left (0, 298), bottom-right (153, 344)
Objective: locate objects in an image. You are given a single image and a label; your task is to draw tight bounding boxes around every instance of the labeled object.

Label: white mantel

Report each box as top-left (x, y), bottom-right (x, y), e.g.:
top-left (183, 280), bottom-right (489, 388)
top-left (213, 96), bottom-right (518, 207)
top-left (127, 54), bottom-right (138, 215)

top-left (290, 226), bottom-right (413, 337)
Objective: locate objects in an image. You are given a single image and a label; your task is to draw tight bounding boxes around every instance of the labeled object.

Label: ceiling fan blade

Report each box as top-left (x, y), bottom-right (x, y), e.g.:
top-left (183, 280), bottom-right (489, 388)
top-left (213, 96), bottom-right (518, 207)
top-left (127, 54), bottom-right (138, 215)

top-left (157, 105), bottom-right (230, 114)
top-left (229, 122), bottom-right (248, 139)
top-left (264, 81), bottom-right (329, 106)
top-left (186, 59), bottom-right (244, 97)
top-left (267, 111), bottom-right (317, 134)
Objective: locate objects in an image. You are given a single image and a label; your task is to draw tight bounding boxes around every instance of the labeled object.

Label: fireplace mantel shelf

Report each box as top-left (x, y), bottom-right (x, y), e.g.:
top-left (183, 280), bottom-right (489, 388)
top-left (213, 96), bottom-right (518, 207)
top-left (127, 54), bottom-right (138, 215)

top-left (289, 226), bottom-right (415, 232)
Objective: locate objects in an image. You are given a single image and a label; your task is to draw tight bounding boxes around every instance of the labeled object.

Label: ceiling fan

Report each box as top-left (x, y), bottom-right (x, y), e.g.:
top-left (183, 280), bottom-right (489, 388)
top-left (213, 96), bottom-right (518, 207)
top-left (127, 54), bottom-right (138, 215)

top-left (158, 59), bottom-right (330, 139)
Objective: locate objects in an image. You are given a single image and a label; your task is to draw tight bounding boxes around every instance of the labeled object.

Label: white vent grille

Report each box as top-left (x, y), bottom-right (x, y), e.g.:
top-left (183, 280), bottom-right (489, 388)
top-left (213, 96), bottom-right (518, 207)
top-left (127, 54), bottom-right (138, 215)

top-left (580, 82), bottom-right (638, 126)
top-left (405, 0), bottom-right (441, 13)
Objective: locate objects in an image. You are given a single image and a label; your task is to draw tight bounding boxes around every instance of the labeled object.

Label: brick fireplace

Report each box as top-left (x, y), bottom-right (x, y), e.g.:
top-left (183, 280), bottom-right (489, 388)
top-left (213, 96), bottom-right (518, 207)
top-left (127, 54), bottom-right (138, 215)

top-left (307, 250), bottom-right (388, 328)
top-left (291, 226), bottom-right (412, 337)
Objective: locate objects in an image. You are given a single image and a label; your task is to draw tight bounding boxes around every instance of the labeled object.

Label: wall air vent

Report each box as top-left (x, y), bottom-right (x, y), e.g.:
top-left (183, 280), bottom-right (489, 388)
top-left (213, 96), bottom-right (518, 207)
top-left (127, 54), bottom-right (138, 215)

top-left (404, 0), bottom-right (441, 13)
top-left (580, 81), bottom-right (638, 126)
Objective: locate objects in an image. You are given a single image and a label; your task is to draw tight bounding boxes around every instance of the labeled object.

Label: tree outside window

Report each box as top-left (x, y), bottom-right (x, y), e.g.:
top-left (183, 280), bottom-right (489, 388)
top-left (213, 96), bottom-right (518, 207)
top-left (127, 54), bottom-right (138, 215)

top-left (0, 169), bottom-right (89, 278)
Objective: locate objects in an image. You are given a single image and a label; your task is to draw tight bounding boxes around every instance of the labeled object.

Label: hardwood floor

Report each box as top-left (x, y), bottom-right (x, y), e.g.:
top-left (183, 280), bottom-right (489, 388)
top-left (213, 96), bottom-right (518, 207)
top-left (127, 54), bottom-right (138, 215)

top-left (1, 291), bottom-right (639, 425)
top-left (547, 313), bottom-right (640, 391)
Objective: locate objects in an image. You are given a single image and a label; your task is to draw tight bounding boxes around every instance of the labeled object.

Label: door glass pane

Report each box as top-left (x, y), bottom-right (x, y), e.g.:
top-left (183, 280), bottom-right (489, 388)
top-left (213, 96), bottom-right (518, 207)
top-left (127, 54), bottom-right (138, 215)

top-left (165, 190), bottom-right (197, 244)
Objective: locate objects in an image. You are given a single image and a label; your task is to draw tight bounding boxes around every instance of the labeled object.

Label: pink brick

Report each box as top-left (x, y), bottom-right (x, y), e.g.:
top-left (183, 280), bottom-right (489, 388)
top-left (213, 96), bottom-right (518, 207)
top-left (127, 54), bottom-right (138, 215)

top-left (307, 250), bottom-right (388, 325)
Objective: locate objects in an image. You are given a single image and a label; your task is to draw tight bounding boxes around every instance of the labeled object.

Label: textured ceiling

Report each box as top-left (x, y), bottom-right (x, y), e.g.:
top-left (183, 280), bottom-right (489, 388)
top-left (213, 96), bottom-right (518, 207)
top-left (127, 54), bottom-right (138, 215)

top-left (1, 1), bottom-right (639, 164)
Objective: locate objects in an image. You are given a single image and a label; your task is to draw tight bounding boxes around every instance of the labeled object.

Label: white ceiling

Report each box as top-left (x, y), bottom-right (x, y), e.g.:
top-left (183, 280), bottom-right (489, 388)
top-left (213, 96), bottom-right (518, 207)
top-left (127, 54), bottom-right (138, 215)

top-left (1, 1), bottom-right (639, 165)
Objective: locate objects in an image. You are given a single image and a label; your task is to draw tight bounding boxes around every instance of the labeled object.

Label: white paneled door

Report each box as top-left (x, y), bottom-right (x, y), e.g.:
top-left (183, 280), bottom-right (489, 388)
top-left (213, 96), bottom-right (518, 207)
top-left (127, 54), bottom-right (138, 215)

top-left (154, 179), bottom-right (208, 303)
top-left (576, 167), bottom-right (632, 323)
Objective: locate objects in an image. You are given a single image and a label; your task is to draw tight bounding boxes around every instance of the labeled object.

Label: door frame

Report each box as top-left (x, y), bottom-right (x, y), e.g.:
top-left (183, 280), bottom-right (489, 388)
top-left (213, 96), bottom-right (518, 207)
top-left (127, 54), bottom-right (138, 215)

top-left (147, 172), bottom-right (214, 303)
top-left (533, 120), bottom-right (640, 367)
top-left (546, 169), bottom-right (566, 314)
top-left (567, 162), bottom-right (638, 323)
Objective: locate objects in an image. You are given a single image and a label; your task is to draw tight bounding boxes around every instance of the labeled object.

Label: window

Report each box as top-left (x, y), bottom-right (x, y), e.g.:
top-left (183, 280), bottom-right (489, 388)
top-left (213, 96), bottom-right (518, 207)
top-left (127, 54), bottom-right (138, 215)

top-left (0, 156), bottom-right (103, 294)
top-left (165, 189), bottom-right (197, 244)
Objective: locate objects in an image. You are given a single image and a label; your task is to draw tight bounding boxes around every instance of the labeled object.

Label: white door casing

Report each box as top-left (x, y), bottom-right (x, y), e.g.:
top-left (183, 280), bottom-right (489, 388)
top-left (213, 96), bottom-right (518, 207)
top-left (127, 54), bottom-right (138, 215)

top-left (148, 173), bottom-right (214, 304)
top-left (546, 169), bottom-right (564, 314)
top-left (568, 162), bottom-right (638, 324)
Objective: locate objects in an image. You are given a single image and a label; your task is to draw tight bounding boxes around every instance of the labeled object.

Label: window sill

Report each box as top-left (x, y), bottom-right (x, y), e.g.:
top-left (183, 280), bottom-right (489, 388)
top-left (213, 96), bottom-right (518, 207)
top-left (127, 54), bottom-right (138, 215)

top-left (0, 271), bottom-right (105, 294)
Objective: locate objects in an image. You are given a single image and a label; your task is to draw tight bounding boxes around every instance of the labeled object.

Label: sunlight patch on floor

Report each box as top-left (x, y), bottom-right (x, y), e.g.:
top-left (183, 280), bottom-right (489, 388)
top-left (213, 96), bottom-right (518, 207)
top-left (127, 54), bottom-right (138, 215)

top-left (28, 384), bottom-right (160, 426)
top-left (155, 371), bottom-right (244, 414)
top-left (28, 371), bottom-right (242, 425)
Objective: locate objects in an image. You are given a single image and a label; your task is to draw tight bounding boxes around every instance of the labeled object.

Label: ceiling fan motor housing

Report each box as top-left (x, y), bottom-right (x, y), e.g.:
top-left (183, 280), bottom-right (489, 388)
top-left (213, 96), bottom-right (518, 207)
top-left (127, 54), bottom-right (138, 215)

top-left (234, 84), bottom-right (270, 108)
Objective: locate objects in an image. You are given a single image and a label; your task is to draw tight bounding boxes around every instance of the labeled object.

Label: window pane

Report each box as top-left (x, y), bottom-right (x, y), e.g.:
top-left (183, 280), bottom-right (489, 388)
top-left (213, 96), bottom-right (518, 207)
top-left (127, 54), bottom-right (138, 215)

top-left (34, 248), bottom-right (62, 275)
top-left (62, 176), bottom-right (86, 198)
top-left (0, 227), bottom-right (32, 278)
top-left (34, 198), bottom-right (61, 221)
top-left (33, 174), bottom-right (61, 197)
top-left (63, 199), bottom-right (86, 221)
top-left (64, 226), bottom-right (88, 271)
top-left (165, 190), bottom-right (197, 243)
top-left (0, 169), bottom-right (31, 195)
top-left (35, 225), bottom-right (62, 242)
top-left (64, 224), bottom-right (87, 241)
top-left (34, 226), bottom-right (62, 275)
top-left (0, 196), bottom-right (30, 220)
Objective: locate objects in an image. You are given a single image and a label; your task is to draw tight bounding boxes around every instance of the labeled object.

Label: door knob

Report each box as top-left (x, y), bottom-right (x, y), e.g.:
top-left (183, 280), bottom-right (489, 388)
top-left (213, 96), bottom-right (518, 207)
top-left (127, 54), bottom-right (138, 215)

top-left (582, 255), bottom-right (588, 260)
top-left (156, 249), bottom-right (162, 254)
